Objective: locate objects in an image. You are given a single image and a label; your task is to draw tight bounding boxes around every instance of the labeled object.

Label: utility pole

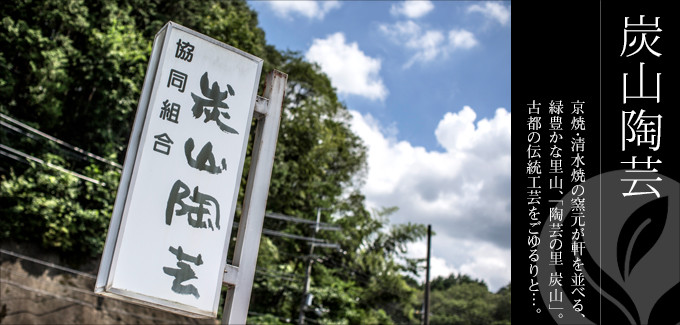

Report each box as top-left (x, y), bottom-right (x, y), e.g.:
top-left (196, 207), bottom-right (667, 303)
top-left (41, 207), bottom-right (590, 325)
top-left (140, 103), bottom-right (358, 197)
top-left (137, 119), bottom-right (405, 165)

top-left (424, 224), bottom-right (431, 325)
top-left (298, 208), bottom-right (323, 325)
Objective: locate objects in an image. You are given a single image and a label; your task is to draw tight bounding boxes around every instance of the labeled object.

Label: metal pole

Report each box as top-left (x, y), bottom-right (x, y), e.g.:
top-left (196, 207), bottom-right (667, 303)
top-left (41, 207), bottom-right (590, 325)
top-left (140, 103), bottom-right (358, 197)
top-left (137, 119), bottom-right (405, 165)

top-left (298, 208), bottom-right (321, 324)
top-left (424, 224), bottom-right (431, 325)
top-left (298, 249), bottom-right (313, 325)
top-left (221, 70), bottom-right (288, 325)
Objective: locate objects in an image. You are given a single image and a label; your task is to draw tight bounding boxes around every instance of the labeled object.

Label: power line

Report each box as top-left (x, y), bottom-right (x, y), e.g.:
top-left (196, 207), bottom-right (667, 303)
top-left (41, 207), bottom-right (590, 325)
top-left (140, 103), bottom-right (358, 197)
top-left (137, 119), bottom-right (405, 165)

top-left (0, 113), bottom-right (122, 170)
top-left (1, 247), bottom-right (305, 286)
top-left (263, 229), bottom-right (326, 243)
top-left (266, 212), bottom-right (338, 229)
top-left (1, 121), bottom-right (100, 163)
top-left (232, 221), bottom-right (327, 243)
top-left (3, 265), bottom-right (225, 322)
top-left (307, 224), bottom-right (341, 231)
top-left (0, 249), bottom-right (97, 279)
top-left (240, 211), bottom-right (341, 325)
top-left (0, 144), bottom-right (104, 186)
top-left (0, 148), bottom-right (30, 166)
top-left (1, 267), bottom-right (99, 297)
top-left (309, 243), bottom-right (340, 249)
top-left (316, 258), bottom-right (420, 325)
top-left (0, 279), bottom-right (181, 323)
top-left (1, 120), bottom-right (38, 139)
top-left (299, 207), bottom-right (334, 325)
top-left (0, 251), bottom-right (373, 323)
top-left (0, 251), bottom-right (299, 321)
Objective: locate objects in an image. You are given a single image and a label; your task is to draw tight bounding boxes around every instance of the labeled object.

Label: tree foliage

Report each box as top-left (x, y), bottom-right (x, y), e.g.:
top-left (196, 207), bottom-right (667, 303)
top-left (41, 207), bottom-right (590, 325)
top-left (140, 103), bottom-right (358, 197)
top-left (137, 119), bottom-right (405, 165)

top-left (1, 0), bottom-right (145, 261)
top-left (0, 156), bottom-right (118, 260)
top-left (423, 274), bottom-right (511, 325)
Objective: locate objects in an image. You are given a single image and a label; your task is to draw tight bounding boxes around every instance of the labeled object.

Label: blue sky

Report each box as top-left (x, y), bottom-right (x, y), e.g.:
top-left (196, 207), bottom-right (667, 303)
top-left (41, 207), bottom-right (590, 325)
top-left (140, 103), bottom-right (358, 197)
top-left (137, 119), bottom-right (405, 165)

top-left (251, 0), bottom-right (510, 151)
top-left (247, 1), bottom-right (511, 292)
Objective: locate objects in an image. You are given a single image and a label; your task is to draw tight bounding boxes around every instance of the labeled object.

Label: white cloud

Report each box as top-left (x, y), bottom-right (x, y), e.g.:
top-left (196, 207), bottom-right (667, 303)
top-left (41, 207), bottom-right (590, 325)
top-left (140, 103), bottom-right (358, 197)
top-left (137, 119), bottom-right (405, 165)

top-left (448, 29), bottom-right (478, 50)
top-left (406, 239), bottom-right (511, 292)
top-left (305, 33), bottom-right (388, 101)
top-left (390, 0), bottom-right (434, 19)
top-left (350, 105), bottom-right (511, 291)
top-left (406, 30), bottom-right (446, 65)
top-left (379, 21), bottom-right (477, 68)
top-left (268, 1), bottom-right (341, 20)
top-left (435, 106), bottom-right (511, 158)
top-left (467, 2), bottom-right (511, 26)
top-left (457, 240), bottom-right (511, 292)
top-left (405, 242), bottom-right (459, 281)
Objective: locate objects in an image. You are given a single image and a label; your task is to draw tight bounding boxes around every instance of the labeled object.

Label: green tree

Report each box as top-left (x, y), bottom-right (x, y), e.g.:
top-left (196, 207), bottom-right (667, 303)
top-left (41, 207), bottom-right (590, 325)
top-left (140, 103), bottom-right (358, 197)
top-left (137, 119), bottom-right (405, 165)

top-left (1, 0), bottom-right (147, 260)
top-left (0, 156), bottom-right (119, 261)
top-left (423, 274), bottom-right (511, 325)
top-left (493, 283), bottom-right (511, 325)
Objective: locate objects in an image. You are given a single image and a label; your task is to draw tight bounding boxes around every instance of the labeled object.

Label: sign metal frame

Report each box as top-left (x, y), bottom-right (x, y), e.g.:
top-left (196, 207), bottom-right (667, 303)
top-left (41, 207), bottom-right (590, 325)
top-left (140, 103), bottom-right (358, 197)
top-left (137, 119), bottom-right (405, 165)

top-left (220, 70), bottom-right (287, 324)
top-left (94, 21), bottom-right (271, 319)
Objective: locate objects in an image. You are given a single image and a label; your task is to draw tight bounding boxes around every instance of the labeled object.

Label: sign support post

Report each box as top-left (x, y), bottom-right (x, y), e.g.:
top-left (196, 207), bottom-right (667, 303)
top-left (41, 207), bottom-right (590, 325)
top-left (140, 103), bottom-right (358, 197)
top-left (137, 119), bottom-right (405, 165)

top-left (94, 21), bottom-right (287, 320)
top-left (221, 70), bottom-right (288, 325)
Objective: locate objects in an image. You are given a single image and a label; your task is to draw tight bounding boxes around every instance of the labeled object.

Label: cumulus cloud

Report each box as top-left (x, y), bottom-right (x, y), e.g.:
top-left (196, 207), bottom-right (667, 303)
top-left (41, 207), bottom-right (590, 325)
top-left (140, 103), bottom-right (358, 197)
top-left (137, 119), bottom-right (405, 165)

top-left (390, 0), bottom-right (434, 19)
top-left (305, 33), bottom-right (388, 101)
top-left (350, 105), bottom-right (511, 291)
top-left (435, 106), bottom-right (511, 158)
top-left (405, 241), bottom-right (459, 281)
top-left (379, 21), bottom-right (477, 68)
top-left (458, 243), bottom-right (511, 292)
top-left (268, 1), bottom-right (341, 20)
top-left (448, 29), bottom-right (478, 50)
top-left (467, 2), bottom-right (511, 26)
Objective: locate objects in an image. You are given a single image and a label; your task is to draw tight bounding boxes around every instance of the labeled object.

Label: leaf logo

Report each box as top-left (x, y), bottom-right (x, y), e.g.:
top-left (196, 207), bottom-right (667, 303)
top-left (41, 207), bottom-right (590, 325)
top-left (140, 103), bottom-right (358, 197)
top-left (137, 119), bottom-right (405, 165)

top-left (537, 171), bottom-right (679, 325)
top-left (617, 197), bottom-right (667, 282)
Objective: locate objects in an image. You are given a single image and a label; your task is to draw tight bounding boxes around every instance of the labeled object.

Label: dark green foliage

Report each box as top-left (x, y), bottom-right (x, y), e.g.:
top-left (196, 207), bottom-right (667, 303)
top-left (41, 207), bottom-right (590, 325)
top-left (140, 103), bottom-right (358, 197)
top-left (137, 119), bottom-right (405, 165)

top-left (493, 283), bottom-right (511, 324)
top-left (0, 0), bottom-right (150, 162)
top-left (0, 156), bottom-right (119, 261)
top-left (423, 274), bottom-right (511, 325)
top-left (0, 4), bottom-right (147, 259)
top-left (431, 273), bottom-right (489, 291)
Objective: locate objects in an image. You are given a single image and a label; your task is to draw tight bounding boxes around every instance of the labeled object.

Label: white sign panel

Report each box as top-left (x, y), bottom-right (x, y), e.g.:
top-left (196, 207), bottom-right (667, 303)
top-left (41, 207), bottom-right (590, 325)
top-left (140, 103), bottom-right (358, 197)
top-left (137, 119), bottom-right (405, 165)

top-left (95, 22), bottom-right (263, 318)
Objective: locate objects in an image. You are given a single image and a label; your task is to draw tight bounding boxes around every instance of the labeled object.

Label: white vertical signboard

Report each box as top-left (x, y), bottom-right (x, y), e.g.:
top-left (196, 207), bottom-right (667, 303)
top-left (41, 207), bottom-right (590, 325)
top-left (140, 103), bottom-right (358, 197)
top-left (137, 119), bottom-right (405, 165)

top-left (95, 22), bottom-right (263, 318)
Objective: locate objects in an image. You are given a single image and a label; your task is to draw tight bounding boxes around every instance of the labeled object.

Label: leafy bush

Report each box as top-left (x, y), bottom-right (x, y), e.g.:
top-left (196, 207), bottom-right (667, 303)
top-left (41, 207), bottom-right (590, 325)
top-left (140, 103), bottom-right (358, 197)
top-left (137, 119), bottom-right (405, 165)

top-left (0, 155), bottom-right (119, 259)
